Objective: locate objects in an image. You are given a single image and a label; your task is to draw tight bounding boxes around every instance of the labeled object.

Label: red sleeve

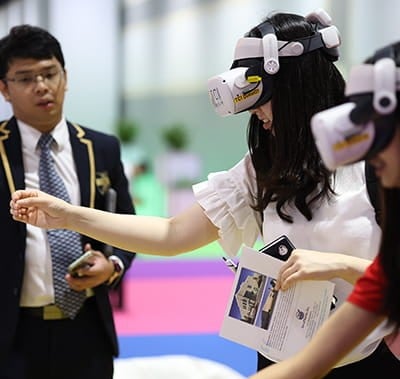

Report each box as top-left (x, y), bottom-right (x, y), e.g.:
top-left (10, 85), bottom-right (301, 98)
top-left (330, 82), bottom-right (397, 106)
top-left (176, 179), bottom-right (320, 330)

top-left (347, 256), bottom-right (387, 314)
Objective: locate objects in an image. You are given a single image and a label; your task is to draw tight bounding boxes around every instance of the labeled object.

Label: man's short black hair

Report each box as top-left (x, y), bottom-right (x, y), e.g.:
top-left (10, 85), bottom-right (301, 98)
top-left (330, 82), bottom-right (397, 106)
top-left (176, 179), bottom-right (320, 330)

top-left (0, 24), bottom-right (65, 79)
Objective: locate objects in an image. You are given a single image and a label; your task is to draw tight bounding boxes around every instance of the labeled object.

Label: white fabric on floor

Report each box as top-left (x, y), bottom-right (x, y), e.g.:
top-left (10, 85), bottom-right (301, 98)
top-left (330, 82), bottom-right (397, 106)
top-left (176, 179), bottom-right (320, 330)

top-left (113, 355), bottom-right (246, 379)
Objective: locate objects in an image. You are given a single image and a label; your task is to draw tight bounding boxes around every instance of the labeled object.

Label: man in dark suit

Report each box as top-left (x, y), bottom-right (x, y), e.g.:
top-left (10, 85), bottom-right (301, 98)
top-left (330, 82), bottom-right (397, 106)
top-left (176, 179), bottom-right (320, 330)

top-left (0, 25), bottom-right (136, 379)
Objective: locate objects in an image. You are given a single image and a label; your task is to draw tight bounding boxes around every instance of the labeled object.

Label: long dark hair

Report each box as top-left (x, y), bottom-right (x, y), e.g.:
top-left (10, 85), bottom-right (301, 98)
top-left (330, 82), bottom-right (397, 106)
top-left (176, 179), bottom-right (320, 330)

top-left (380, 188), bottom-right (400, 325)
top-left (247, 13), bottom-right (345, 222)
top-left (363, 41), bottom-right (400, 326)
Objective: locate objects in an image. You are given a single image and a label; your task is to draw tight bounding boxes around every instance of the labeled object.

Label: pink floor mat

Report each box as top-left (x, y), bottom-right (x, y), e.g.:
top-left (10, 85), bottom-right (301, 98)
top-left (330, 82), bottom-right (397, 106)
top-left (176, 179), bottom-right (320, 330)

top-left (113, 276), bottom-right (234, 336)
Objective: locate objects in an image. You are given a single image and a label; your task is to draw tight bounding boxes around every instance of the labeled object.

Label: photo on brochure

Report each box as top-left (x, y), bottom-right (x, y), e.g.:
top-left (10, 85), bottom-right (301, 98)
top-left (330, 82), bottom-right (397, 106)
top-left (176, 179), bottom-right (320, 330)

top-left (228, 268), bottom-right (278, 331)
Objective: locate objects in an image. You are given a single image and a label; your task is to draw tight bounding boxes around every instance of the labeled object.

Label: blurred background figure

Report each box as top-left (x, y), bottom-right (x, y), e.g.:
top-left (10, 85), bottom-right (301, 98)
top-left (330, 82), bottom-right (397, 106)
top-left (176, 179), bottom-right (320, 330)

top-left (132, 160), bottom-right (166, 216)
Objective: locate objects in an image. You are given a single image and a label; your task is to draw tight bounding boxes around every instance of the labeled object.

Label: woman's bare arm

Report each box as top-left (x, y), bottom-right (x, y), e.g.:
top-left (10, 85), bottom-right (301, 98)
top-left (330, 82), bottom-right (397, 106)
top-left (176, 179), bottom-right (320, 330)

top-left (249, 302), bottom-right (384, 379)
top-left (11, 189), bottom-right (219, 256)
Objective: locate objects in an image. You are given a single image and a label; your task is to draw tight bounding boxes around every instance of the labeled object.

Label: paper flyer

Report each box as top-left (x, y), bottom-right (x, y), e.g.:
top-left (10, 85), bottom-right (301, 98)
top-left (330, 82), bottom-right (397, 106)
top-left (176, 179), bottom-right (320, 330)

top-left (220, 245), bottom-right (335, 362)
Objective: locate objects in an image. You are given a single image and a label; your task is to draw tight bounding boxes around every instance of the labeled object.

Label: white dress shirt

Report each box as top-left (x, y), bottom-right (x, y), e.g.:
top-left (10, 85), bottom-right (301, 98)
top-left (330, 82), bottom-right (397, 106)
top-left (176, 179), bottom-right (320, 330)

top-left (18, 118), bottom-right (80, 307)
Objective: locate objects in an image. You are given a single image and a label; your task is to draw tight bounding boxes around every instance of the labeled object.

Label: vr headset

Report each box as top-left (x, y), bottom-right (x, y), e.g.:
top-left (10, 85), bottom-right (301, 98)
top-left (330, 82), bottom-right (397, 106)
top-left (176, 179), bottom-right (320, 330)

top-left (208, 8), bottom-right (341, 117)
top-left (311, 46), bottom-right (400, 171)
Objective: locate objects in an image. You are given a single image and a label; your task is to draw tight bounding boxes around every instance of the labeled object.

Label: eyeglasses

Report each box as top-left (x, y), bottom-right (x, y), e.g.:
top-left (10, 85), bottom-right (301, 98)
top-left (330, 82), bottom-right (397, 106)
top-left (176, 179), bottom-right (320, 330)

top-left (2, 68), bottom-right (64, 88)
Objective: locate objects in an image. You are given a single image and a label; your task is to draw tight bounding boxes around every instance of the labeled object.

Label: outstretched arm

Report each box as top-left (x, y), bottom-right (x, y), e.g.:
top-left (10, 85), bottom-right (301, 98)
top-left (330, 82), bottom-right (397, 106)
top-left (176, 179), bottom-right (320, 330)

top-left (10, 189), bottom-right (219, 256)
top-left (249, 302), bottom-right (384, 379)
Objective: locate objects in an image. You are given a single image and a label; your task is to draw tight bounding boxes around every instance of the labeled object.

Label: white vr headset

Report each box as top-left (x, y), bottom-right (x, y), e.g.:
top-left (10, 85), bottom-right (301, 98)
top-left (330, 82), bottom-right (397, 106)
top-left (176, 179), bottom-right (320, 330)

top-left (311, 56), bottom-right (400, 171)
top-left (208, 8), bottom-right (341, 117)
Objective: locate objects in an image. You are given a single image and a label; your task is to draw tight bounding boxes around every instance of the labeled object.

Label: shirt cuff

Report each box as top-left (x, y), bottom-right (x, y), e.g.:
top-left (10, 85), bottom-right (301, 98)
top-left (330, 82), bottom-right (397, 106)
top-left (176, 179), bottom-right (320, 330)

top-left (107, 255), bottom-right (125, 285)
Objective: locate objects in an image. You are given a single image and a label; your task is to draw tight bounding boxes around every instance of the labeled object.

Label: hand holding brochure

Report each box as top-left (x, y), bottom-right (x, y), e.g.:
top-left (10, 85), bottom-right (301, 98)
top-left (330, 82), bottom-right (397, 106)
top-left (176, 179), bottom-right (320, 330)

top-left (220, 239), bottom-right (335, 362)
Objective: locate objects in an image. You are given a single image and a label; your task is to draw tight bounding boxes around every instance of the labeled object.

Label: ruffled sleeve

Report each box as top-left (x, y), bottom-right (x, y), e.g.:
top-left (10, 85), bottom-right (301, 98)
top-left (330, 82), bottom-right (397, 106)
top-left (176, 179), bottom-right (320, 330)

top-left (192, 154), bottom-right (261, 257)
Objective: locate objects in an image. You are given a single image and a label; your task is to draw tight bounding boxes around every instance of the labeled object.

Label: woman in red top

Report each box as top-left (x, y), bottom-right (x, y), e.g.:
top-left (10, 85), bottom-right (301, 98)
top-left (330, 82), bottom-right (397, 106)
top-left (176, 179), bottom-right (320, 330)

top-left (348, 257), bottom-right (387, 313)
top-left (247, 42), bottom-right (400, 378)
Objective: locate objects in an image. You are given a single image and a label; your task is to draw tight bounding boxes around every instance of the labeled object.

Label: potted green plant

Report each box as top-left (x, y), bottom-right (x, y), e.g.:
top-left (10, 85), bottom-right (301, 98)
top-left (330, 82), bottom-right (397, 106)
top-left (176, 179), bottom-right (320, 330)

top-left (115, 119), bottom-right (143, 180)
top-left (116, 119), bottom-right (139, 144)
top-left (156, 122), bottom-right (202, 216)
top-left (161, 123), bottom-right (189, 150)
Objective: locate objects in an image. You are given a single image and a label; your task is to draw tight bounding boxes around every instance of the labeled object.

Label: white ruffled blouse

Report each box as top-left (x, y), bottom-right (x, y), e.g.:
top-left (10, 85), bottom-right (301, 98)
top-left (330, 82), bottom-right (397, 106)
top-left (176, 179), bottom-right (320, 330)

top-left (193, 152), bottom-right (392, 366)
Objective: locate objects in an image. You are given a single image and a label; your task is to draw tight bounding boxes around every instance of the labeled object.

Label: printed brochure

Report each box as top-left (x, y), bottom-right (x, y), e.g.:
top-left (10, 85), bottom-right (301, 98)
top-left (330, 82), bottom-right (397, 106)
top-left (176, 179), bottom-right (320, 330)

top-left (220, 244), bottom-right (335, 362)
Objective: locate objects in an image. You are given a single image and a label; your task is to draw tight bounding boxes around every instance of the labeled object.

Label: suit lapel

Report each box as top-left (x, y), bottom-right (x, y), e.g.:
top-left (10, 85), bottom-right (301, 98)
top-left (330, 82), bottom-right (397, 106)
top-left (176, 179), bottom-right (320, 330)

top-left (0, 119), bottom-right (97, 207)
top-left (0, 117), bottom-right (25, 194)
top-left (68, 122), bottom-right (96, 208)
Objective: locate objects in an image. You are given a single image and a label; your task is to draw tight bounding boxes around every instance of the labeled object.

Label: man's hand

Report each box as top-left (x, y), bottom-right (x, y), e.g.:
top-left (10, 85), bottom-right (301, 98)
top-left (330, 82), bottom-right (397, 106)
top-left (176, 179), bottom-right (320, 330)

top-left (66, 244), bottom-right (115, 291)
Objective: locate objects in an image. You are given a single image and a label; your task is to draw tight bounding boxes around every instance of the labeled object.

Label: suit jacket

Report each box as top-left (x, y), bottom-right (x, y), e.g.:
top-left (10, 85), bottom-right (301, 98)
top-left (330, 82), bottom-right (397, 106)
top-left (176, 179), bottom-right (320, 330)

top-left (0, 117), bottom-right (136, 361)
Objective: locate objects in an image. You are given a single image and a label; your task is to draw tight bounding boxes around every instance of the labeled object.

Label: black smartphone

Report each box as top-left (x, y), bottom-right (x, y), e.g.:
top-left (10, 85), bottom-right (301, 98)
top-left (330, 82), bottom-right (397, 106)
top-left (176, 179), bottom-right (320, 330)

top-left (67, 250), bottom-right (94, 277)
top-left (259, 235), bottom-right (295, 262)
top-left (260, 236), bottom-right (338, 309)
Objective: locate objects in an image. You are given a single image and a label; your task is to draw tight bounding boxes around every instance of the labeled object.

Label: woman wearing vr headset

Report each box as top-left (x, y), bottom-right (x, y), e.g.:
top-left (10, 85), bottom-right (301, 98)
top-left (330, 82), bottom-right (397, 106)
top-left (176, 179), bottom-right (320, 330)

top-left (248, 41), bottom-right (400, 379)
top-left (8, 9), bottom-right (399, 378)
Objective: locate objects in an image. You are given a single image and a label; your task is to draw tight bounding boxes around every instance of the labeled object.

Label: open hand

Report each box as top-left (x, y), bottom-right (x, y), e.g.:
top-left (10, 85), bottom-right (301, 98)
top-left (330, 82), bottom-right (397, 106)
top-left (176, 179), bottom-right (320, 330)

top-left (10, 189), bottom-right (70, 229)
